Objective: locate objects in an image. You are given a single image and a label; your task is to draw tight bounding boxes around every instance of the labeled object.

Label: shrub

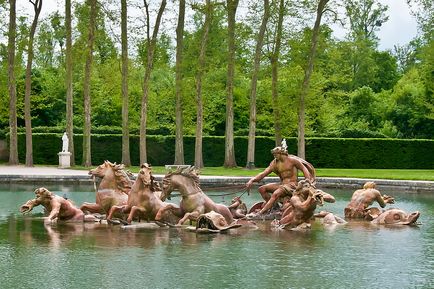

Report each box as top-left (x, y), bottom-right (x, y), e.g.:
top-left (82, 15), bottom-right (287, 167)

top-left (10, 133), bottom-right (434, 169)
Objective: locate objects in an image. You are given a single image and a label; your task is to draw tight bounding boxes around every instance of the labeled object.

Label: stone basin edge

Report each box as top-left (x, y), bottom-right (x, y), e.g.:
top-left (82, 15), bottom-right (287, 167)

top-left (0, 174), bottom-right (432, 193)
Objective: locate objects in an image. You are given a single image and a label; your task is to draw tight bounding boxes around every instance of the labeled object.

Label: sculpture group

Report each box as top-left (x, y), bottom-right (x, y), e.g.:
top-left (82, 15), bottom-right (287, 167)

top-left (19, 142), bottom-right (421, 233)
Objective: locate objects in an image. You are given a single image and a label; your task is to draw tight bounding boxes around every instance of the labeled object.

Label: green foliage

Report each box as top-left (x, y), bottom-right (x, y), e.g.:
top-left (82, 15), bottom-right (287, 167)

top-left (306, 137), bottom-right (434, 169)
top-left (1, 0), bottom-right (433, 168)
top-left (388, 68), bottom-right (434, 138)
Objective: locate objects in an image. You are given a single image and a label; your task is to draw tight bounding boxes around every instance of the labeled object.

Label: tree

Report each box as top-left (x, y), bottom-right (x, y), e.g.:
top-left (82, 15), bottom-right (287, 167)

top-left (121, 0), bottom-right (130, 166)
top-left (246, 0), bottom-right (270, 169)
top-left (194, 0), bottom-right (213, 169)
top-left (224, 0), bottom-right (239, 168)
top-left (24, 0), bottom-right (43, 167)
top-left (344, 0), bottom-right (389, 90)
top-left (345, 0), bottom-right (388, 42)
top-left (8, 0), bottom-right (18, 165)
top-left (65, 0), bottom-right (74, 166)
top-left (174, 0), bottom-right (185, 165)
top-left (271, 0), bottom-right (285, 147)
top-left (297, 0), bottom-right (329, 159)
top-left (82, 0), bottom-right (97, 167)
top-left (140, 0), bottom-right (166, 164)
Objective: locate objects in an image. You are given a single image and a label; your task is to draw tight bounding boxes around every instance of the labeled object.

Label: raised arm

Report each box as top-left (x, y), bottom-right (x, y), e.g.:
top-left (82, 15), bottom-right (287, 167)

top-left (293, 158), bottom-right (315, 183)
top-left (291, 194), bottom-right (315, 211)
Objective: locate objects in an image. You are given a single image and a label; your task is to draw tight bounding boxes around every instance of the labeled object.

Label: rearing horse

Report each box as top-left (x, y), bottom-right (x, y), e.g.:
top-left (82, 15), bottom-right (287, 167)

top-left (155, 167), bottom-right (234, 226)
top-left (80, 161), bottom-right (132, 215)
top-left (107, 163), bottom-right (179, 224)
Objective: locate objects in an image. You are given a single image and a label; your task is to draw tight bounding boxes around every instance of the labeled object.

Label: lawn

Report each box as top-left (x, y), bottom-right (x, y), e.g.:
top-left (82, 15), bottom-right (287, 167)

top-left (127, 166), bottom-right (434, 181)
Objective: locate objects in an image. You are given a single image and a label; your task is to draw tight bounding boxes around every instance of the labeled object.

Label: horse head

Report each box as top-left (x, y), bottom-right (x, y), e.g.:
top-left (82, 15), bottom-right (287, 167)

top-left (89, 161), bottom-right (131, 193)
top-left (89, 161), bottom-right (122, 178)
top-left (160, 174), bottom-right (175, 201)
top-left (137, 163), bottom-right (159, 192)
top-left (160, 166), bottom-right (199, 201)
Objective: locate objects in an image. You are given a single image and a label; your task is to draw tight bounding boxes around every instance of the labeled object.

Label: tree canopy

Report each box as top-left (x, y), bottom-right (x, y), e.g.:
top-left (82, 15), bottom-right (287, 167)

top-left (0, 0), bottom-right (432, 165)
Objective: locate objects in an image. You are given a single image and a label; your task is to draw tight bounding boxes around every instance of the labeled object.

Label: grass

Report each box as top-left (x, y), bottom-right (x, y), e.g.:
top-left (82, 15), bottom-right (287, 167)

top-left (66, 165), bottom-right (434, 181)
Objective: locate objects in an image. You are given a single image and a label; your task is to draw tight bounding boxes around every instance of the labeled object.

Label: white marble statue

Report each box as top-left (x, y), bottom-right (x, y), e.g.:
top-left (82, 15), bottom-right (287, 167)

top-left (62, 132), bottom-right (69, 152)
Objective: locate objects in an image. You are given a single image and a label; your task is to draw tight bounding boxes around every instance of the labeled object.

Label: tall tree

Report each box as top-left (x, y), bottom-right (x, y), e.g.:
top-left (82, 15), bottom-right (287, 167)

top-left (246, 0), bottom-right (270, 169)
top-left (297, 0), bottom-right (329, 159)
top-left (140, 0), bottom-right (166, 164)
top-left (121, 0), bottom-right (130, 166)
top-left (345, 0), bottom-right (388, 42)
top-left (65, 0), bottom-right (74, 165)
top-left (8, 0), bottom-right (18, 165)
top-left (344, 0), bottom-right (389, 90)
top-left (194, 0), bottom-right (213, 169)
top-left (82, 0), bottom-right (97, 167)
top-left (224, 0), bottom-right (239, 168)
top-left (24, 0), bottom-right (43, 167)
top-left (174, 0), bottom-right (185, 165)
top-left (271, 0), bottom-right (285, 147)
top-left (406, 0), bottom-right (433, 42)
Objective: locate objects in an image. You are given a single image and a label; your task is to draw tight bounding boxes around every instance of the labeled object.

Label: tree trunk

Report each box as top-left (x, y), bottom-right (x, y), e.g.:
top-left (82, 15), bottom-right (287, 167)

top-left (82, 0), bottom-right (97, 167)
top-left (65, 0), bottom-right (74, 166)
top-left (246, 0), bottom-right (270, 169)
top-left (8, 0), bottom-right (18, 165)
top-left (174, 0), bottom-right (185, 165)
top-left (121, 0), bottom-right (131, 166)
top-left (24, 0), bottom-right (42, 167)
top-left (194, 0), bottom-right (212, 169)
top-left (224, 0), bottom-right (239, 168)
top-left (140, 0), bottom-right (166, 164)
top-left (272, 0), bottom-right (284, 147)
top-left (297, 0), bottom-right (329, 159)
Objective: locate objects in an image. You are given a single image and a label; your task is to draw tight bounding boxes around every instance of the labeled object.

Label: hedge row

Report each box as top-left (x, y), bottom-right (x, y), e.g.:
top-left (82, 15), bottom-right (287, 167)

top-left (14, 133), bottom-right (434, 169)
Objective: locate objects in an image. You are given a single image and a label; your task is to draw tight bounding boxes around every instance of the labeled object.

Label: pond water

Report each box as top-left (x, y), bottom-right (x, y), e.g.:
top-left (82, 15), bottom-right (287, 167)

top-left (0, 184), bottom-right (433, 289)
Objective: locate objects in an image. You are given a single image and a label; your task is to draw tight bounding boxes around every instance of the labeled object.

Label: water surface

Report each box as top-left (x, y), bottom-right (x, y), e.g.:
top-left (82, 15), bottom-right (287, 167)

top-left (0, 184), bottom-right (433, 289)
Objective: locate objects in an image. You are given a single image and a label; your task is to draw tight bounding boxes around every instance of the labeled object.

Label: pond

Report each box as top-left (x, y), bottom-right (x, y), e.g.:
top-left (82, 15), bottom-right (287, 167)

top-left (0, 184), bottom-right (433, 289)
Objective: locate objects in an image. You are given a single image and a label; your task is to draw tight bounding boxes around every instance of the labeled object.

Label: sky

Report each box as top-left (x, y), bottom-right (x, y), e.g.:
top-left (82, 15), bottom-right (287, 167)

top-left (376, 0), bottom-right (418, 50)
top-left (17, 0), bottom-right (419, 51)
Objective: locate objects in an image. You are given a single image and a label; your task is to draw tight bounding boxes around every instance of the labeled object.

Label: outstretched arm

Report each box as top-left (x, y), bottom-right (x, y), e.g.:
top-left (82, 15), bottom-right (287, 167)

top-left (228, 200), bottom-right (241, 209)
top-left (246, 161), bottom-right (275, 189)
top-left (375, 190), bottom-right (387, 208)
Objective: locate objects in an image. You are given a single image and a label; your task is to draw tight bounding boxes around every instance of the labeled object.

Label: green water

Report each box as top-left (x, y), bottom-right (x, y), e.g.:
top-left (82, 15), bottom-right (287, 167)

top-left (0, 184), bottom-right (433, 289)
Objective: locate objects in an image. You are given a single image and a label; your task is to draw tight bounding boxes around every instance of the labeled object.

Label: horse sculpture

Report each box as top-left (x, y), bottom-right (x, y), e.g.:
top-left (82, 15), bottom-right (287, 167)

top-left (155, 167), bottom-right (235, 226)
top-left (80, 161), bottom-right (132, 216)
top-left (107, 163), bottom-right (179, 224)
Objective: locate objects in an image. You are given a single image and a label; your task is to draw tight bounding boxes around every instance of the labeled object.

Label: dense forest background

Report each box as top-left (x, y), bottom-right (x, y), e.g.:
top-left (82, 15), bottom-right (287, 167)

top-left (0, 0), bottom-right (432, 166)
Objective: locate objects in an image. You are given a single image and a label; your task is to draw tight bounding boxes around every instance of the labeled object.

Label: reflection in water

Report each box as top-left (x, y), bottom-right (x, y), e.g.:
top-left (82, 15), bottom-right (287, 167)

top-left (0, 186), bottom-right (433, 289)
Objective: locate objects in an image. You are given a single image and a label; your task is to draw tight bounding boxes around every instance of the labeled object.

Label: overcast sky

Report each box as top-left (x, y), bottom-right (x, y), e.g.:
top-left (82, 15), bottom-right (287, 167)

top-left (17, 0), bottom-right (419, 51)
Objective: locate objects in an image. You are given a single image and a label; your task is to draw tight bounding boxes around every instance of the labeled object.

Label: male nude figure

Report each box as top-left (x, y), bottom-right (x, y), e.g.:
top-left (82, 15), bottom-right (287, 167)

top-left (20, 187), bottom-right (97, 222)
top-left (245, 146), bottom-right (315, 217)
top-left (228, 196), bottom-right (247, 219)
top-left (271, 180), bottom-right (335, 229)
top-left (344, 182), bottom-right (394, 219)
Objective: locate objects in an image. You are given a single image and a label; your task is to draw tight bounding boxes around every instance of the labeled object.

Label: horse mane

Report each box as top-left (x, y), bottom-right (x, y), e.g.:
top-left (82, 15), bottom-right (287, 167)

top-left (111, 162), bottom-right (132, 193)
top-left (164, 166), bottom-right (200, 188)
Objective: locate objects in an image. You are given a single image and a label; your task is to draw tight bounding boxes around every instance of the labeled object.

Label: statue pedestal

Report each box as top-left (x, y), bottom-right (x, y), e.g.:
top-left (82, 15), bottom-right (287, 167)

top-left (58, 152), bottom-right (71, 168)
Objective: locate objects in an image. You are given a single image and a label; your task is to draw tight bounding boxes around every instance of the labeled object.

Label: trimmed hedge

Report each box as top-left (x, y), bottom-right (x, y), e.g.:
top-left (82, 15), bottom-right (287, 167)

top-left (13, 133), bottom-right (434, 169)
